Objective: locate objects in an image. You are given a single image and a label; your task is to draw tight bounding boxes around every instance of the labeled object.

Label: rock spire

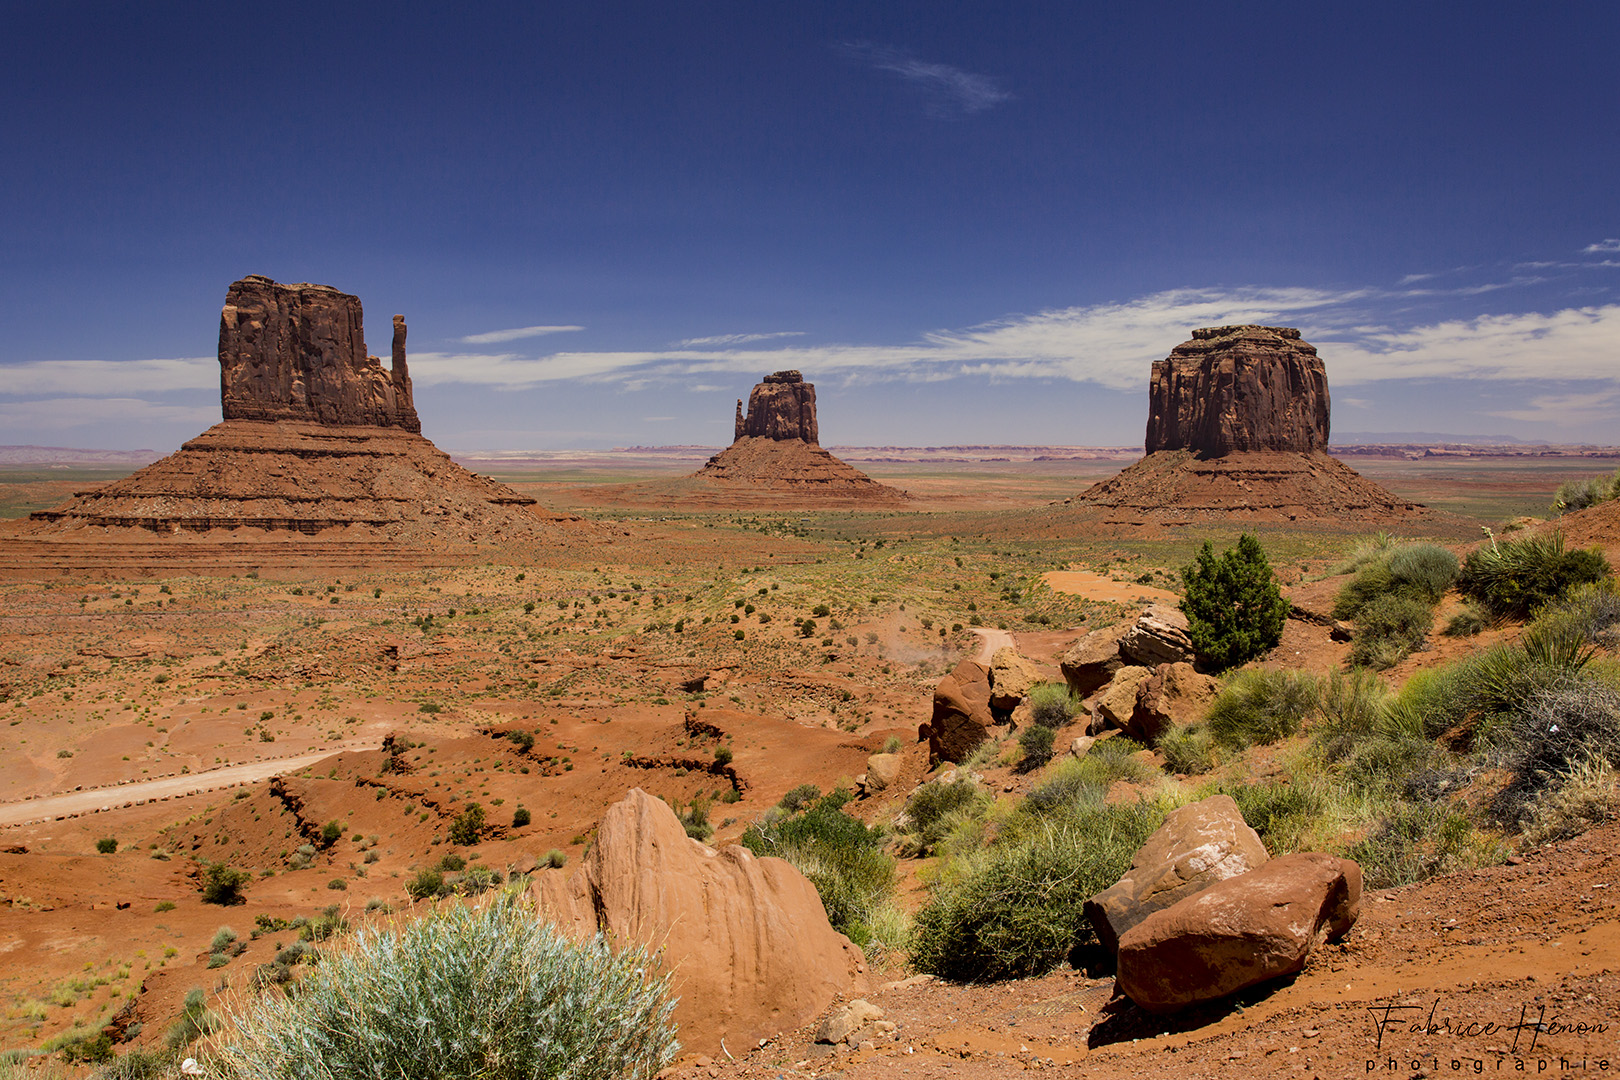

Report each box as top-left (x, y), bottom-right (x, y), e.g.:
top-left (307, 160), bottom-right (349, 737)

top-left (735, 370), bottom-right (818, 444)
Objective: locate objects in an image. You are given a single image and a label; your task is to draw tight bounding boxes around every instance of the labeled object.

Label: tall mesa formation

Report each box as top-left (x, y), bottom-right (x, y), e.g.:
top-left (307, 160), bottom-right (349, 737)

top-left (734, 370), bottom-right (819, 444)
top-left (1067, 324), bottom-right (1421, 526)
top-left (219, 275), bottom-right (420, 431)
top-left (15, 275), bottom-right (575, 559)
top-left (1145, 325), bottom-right (1329, 455)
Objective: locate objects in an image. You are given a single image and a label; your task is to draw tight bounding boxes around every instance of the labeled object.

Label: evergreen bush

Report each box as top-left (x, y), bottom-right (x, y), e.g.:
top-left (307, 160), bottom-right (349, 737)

top-left (1179, 534), bottom-right (1289, 671)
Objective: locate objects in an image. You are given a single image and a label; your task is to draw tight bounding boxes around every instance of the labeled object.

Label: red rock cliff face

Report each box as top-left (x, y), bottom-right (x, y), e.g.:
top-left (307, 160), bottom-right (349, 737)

top-left (1144, 325), bottom-right (1328, 455)
top-left (735, 370), bottom-right (818, 444)
top-left (218, 275), bottom-right (421, 432)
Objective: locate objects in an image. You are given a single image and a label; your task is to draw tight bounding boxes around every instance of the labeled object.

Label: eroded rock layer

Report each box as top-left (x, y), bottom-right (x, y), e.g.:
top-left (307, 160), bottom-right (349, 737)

top-left (1146, 325), bottom-right (1328, 455)
top-left (735, 370), bottom-right (818, 443)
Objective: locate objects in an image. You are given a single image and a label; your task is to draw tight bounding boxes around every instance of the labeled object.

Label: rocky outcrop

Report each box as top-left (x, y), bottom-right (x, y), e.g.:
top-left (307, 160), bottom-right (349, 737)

top-left (1059, 625), bottom-right (1129, 697)
top-left (925, 659), bottom-right (998, 762)
top-left (988, 647), bottom-right (1042, 712)
top-left (1145, 325), bottom-right (1327, 456)
top-left (736, 370), bottom-right (819, 443)
top-left (1114, 852), bottom-right (1362, 1013)
top-left (1128, 662), bottom-right (1219, 744)
top-left (219, 275), bottom-right (420, 431)
top-left (1118, 606), bottom-right (1195, 667)
top-left (1094, 665), bottom-right (1152, 731)
top-left (533, 788), bottom-right (867, 1056)
top-left (1084, 794), bottom-right (1269, 956)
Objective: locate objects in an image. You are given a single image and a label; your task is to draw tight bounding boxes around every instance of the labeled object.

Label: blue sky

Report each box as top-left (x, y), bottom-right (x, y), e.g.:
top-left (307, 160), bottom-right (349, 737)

top-left (2, 2), bottom-right (1617, 450)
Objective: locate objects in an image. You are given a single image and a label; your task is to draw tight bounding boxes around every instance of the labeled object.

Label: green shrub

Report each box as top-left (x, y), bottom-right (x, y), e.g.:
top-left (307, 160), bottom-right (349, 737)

top-left (1311, 667), bottom-right (1391, 763)
top-left (897, 777), bottom-right (991, 856)
top-left (95, 837), bottom-right (118, 854)
top-left (779, 783), bottom-right (821, 812)
top-left (1550, 471), bottom-right (1619, 516)
top-left (511, 807), bottom-right (531, 828)
top-left (93, 1047), bottom-right (180, 1079)
top-left (1017, 724), bottom-right (1056, 770)
top-left (405, 868), bottom-right (447, 901)
top-left (209, 926), bottom-right (238, 952)
top-left (505, 730), bottom-right (536, 753)
top-left (1207, 779), bottom-right (1326, 854)
top-left (741, 791), bottom-right (895, 945)
top-left (214, 899), bottom-right (677, 1080)
top-left (1349, 593), bottom-right (1434, 670)
top-left (321, 821), bottom-right (343, 846)
top-left (911, 798), bottom-right (1165, 981)
top-left (448, 803), bottom-right (486, 846)
top-left (543, 849), bottom-right (567, 869)
top-left (1157, 724), bottom-right (1218, 774)
top-left (1205, 668), bottom-right (1320, 750)
top-left (1027, 682), bottom-right (1080, 729)
top-left (1519, 755), bottom-right (1620, 845)
top-left (1443, 602), bottom-right (1488, 637)
top-left (1458, 532), bottom-right (1610, 618)
top-left (1179, 534), bottom-right (1290, 671)
top-left (713, 745), bottom-right (733, 767)
top-left (1387, 544), bottom-right (1461, 604)
top-left (166, 988), bottom-right (217, 1050)
top-left (200, 863), bottom-right (250, 906)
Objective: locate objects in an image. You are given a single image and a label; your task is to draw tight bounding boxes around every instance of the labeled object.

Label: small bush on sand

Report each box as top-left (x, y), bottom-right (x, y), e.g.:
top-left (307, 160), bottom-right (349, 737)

top-left (1347, 802), bottom-right (1506, 889)
top-left (1016, 724), bottom-right (1056, 770)
top-left (1157, 724), bottom-right (1218, 774)
top-left (1334, 541), bottom-right (1459, 620)
top-left (898, 777), bottom-right (990, 857)
top-left (1349, 593), bottom-right (1434, 670)
top-left (1205, 668), bottom-right (1320, 750)
top-left (200, 864), bottom-right (250, 906)
top-left (447, 804), bottom-right (486, 846)
top-left (213, 899), bottom-right (677, 1080)
top-left (1027, 683), bottom-right (1080, 729)
top-left (167, 988), bottom-right (217, 1050)
top-left (1550, 470), bottom-right (1620, 516)
top-left (1492, 678), bottom-right (1620, 829)
top-left (1519, 755), bottom-right (1620, 846)
top-left (1180, 534), bottom-right (1290, 672)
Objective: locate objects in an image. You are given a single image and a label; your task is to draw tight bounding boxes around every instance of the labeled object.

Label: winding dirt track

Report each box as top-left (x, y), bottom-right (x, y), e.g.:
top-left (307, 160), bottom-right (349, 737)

top-left (970, 627), bottom-right (1015, 662)
top-left (0, 742), bottom-right (373, 828)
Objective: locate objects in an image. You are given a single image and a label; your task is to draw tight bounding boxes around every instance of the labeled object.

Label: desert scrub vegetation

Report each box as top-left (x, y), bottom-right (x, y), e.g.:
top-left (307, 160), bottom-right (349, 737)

top-left (740, 788), bottom-right (903, 955)
top-left (1550, 467), bottom-right (1620, 516)
top-left (911, 766), bottom-right (1168, 982)
top-left (1204, 668), bottom-right (1321, 750)
top-left (1179, 534), bottom-right (1290, 671)
top-left (1026, 682), bottom-right (1081, 728)
top-left (1332, 540), bottom-right (1458, 669)
top-left (894, 775), bottom-right (992, 858)
top-left (1458, 531), bottom-right (1609, 619)
top-left (212, 898), bottom-right (678, 1080)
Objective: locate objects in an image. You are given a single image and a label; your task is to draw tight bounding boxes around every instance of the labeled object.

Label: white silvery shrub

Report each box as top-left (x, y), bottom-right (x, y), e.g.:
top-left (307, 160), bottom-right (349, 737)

top-left (213, 897), bottom-right (678, 1080)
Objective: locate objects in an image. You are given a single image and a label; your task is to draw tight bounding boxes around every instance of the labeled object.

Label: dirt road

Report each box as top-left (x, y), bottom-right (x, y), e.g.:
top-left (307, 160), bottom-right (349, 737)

top-left (970, 627), bottom-right (1015, 662)
top-left (0, 742), bottom-right (374, 828)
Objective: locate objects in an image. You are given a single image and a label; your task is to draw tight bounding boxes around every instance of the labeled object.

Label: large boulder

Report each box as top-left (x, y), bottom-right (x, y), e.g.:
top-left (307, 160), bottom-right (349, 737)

top-left (1084, 794), bottom-right (1268, 955)
top-left (218, 275), bottom-right (420, 431)
top-left (988, 646), bottom-right (1042, 712)
top-left (1115, 852), bottom-right (1362, 1014)
top-left (864, 752), bottom-right (902, 791)
top-left (1127, 662), bottom-right (1220, 743)
top-left (1094, 665), bottom-right (1152, 731)
top-left (926, 659), bottom-right (995, 762)
top-left (1059, 624), bottom-right (1129, 697)
top-left (1118, 607), bottom-right (1196, 668)
top-left (533, 788), bottom-right (867, 1055)
top-left (1144, 325), bottom-right (1329, 456)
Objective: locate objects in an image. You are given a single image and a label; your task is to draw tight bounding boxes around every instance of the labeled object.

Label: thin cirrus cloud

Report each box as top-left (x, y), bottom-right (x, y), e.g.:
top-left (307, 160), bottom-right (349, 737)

top-left (839, 42), bottom-right (1013, 117)
top-left (0, 357), bottom-right (216, 396)
top-left (0, 397), bottom-right (218, 430)
top-left (672, 331), bottom-right (805, 347)
top-left (459, 324), bottom-right (585, 345)
top-left (403, 286), bottom-right (1620, 399)
top-left (1582, 239), bottom-right (1620, 254)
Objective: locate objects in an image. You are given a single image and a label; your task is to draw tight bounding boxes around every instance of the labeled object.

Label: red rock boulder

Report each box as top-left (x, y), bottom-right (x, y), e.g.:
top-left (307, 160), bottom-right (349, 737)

top-left (1115, 852), bottom-right (1362, 1013)
top-left (1059, 624), bottom-right (1128, 697)
top-left (1127, 662), bottom-right (1220, 744)
top-left (533, 788), bottom-right (867, 1054)
top-left (1084, 794), bottom-right (1268, 956)
top-left (925, 659), bottom-right (997, 762)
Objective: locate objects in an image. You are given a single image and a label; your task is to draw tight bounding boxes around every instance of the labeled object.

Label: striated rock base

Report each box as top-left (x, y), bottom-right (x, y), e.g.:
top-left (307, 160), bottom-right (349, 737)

top-left (694, 437), bottom-right (909, 503)
top-left (7, 420), bottom-right (581, 572)
top-left (1066, 450), bottom-right (1423, 526)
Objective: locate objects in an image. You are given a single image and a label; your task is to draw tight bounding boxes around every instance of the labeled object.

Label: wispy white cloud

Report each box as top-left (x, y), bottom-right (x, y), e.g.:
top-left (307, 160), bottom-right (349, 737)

top-left (460, 325), bottom-right (584, 345)
top-left (0, 397), bottom-right (218, 430)
top-left (840, 42), bottom-right (1013, 117)
top-left (1486, 389), bottom-right (1620, 427)
top-left (673, 331), bottom-right (805, 347)
top-left (1582, 239), bottom-right (1620, 254)
top-left (0, 357), bottom-right (215, 396)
